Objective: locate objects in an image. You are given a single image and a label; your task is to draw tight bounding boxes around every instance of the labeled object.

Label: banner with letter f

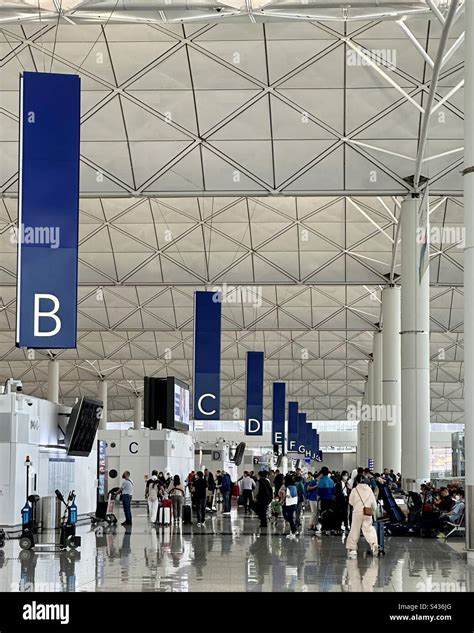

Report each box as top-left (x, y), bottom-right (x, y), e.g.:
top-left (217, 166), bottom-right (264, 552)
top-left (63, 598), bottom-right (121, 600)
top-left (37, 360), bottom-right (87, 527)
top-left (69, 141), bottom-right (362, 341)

top-left (245, 351), bottom-right (264, 436)
top-left (287, 401), bottom-right (298, 452)
top-left (16, 72), bottom-right (80, 349)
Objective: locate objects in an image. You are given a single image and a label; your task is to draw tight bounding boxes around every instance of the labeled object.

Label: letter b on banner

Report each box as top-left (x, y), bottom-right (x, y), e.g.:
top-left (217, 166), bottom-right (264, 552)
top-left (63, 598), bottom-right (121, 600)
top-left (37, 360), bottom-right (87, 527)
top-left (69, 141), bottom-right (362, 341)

top-left (16, 72), bottom-right (80, 349)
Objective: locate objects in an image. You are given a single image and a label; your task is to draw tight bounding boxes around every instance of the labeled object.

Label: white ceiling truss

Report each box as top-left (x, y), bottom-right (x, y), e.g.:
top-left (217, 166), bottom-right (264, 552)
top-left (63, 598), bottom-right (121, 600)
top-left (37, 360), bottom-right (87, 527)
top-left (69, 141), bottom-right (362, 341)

top-left (0, 195), bottom-right (465, 422)
top-left (0, 7), bottom-right (466, 197)
top-left (0, 1), bottom-right (467, 423)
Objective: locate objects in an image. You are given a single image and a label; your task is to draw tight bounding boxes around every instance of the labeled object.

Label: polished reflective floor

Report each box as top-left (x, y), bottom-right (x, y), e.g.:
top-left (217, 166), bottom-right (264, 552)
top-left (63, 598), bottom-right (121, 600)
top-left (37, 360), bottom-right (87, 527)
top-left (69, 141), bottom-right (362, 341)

top-left (0, 507), bottom-right (472, 592)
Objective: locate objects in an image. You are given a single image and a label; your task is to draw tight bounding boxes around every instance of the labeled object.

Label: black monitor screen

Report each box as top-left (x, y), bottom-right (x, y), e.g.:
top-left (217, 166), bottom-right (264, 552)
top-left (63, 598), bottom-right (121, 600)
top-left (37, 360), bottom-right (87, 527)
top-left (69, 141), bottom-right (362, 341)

top-left (66, 397), bottom-right (103, 457)
top-left (232, 442), bottom-right (246, 466)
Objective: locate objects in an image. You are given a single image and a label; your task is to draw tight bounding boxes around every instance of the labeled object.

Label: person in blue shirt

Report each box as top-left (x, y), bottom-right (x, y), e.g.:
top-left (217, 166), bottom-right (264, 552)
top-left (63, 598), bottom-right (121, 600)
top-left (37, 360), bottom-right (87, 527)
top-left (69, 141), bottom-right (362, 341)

top-left (317, 467), bottom-right (336, 532)
top-left (305, 473), bottom-right (319, 532)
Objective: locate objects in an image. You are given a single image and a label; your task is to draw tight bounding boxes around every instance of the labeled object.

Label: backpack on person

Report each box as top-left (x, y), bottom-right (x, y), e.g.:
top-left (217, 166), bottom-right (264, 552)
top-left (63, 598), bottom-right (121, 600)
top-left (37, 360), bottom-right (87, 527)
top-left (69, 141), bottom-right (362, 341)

top-left (148, 480), bottom-right (159, 502)
top-left (259, 478), bottom-right (273, 504)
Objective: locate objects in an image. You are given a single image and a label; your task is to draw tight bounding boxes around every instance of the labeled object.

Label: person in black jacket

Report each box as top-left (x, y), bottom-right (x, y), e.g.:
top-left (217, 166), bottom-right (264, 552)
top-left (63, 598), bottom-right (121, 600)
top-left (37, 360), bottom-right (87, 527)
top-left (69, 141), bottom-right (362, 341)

top-left (255, 471), bottom-right (273, 528)
top-left (192, 471), bottom-right (208, 527)
top-left (273, 470), bottom-right (284, 498)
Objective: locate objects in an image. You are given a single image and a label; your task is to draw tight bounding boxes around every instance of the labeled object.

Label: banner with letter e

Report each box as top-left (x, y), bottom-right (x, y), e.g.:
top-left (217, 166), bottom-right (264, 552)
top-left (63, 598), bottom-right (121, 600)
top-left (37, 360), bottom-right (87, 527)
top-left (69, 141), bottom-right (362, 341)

top-left (271, 382), bottom-right (285, 451)
top-left (193, 290), bottom-right (222, 420)
top-left (245, 351), bottom-right (264, 436)
top-left (16, 72), bottom-right (80, 349)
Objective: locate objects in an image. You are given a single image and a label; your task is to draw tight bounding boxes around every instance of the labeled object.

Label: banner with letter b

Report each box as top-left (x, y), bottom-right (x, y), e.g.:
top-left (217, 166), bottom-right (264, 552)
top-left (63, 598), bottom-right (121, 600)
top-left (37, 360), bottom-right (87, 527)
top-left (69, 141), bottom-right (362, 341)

top-left (16, 72), bottom-right (81, 349)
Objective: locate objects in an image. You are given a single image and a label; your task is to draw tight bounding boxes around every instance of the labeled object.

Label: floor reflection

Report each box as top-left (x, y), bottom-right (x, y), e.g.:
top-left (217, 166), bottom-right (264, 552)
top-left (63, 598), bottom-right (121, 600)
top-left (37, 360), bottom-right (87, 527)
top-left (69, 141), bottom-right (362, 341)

top-left (0, 510), bottom-right (472, 593)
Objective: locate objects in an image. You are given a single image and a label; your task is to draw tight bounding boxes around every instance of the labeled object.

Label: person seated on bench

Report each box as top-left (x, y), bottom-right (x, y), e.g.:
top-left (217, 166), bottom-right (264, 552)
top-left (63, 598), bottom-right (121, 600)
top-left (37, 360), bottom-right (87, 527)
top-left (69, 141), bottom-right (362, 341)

top-left (436, 490), bottom-right (465, 536)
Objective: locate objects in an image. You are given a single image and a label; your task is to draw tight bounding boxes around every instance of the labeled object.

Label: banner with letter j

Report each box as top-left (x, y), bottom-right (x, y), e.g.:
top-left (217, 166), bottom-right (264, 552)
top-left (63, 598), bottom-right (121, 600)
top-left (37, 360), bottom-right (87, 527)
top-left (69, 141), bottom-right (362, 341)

top-left (193, 290), bottom-right (222, 420)
top-left (16, 72), bottom-right (80, 349)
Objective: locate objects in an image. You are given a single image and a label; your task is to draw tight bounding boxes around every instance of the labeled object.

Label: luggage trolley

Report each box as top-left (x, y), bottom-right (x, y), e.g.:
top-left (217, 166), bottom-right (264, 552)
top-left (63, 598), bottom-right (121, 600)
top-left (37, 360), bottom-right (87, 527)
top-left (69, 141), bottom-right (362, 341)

top-left (90, 487), bottom-right (120, 527)
top-left (19, 489), bottom-right (81, 552)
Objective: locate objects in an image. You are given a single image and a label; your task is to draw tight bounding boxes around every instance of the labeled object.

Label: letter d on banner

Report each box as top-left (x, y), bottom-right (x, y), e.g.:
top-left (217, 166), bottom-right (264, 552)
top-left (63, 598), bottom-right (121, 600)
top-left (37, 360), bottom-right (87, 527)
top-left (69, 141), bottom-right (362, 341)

top-left (193, 291), bottom-right (222, 420)
top-left (16, 72), bottom-right (80, 349)
top-left (245, 351), bottom-right (264, 435)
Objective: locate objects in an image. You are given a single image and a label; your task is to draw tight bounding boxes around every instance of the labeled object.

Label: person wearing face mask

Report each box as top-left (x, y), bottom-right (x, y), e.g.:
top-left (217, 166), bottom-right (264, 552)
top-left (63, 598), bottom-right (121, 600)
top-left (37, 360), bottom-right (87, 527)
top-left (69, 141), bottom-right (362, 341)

top-left (340, 470), bottom-right (350, 531)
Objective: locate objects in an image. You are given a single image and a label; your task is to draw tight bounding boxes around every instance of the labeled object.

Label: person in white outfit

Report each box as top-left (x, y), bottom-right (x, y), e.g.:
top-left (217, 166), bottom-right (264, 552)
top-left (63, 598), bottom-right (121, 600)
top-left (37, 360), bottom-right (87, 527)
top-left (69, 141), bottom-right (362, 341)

top-left (346, 474), bottom-right (379, 558)
top-left (145, 471), bottom-right (160, 524)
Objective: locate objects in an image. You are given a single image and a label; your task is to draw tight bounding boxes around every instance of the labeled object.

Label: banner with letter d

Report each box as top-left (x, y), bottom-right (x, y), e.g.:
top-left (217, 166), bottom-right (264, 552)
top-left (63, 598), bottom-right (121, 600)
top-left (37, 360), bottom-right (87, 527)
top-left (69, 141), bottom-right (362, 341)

top-left (245, 351), bottom-right (264, 436)
top-left (16, 72), bottom-right (80, 349)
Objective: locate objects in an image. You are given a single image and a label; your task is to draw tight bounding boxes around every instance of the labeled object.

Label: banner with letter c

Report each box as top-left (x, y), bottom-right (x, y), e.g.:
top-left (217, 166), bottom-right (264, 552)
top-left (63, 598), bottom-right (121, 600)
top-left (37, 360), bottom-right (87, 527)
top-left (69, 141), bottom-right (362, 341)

top-left (193, 290), bottom-right (222, 420)
top-left (16, 72), bottom-right (80, 349)
top-left (245, 351), bottom-right (264, 436)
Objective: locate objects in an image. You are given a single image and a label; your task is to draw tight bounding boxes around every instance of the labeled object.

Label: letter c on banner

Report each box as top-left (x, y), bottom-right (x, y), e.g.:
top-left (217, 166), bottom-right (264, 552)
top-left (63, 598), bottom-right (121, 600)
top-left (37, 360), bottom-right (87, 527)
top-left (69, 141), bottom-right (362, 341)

top-left (34, 294), bottom-right (61, 336)
top-left (248, 418), bottom-right (261, 434)
top-left (198, 393), bottom-right (216, 416)
top-left (129, 442), bottom-right (138, 454)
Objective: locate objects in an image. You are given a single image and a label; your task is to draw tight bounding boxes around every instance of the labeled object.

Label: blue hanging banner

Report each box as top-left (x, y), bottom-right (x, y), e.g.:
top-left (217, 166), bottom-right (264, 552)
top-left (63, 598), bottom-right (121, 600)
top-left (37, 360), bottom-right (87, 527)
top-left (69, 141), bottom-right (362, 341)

top-left (297, 412), bottom-right (307, 454)
top-left (193, 291), bottom-right (222, 420)
top-left (245, 351), bottom-right (264, 435)
top-left (271, 382), bottom-right (285, 449)
top-left (16, 72), bottom-right (81, 349)
top-left (287, 401), bottom-right (298, 452)
top-left (305, 418), bottom-right (314, 459)
top-left (314, 431), bottom-right (321, 461)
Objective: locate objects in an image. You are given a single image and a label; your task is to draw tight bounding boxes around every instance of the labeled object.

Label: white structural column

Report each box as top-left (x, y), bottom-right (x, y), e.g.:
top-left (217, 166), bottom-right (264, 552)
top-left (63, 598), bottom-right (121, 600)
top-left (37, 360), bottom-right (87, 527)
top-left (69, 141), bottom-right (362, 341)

top-left (401, 195), bottom-right (431, 490)
top-left (359, 376), bottom-right (368, 467)
top-left (464, 0), bottom-right (474, 560)
top-left (382, 286), bottom-right (402, 473)
top-left (366, 358), bottom-right (374, 467)
top-left (98, 380), bottom-right (108, 431)
top-left (47, 359), bottom-right (59, 404)
top-left (133, 396), bottom-right (142, 430)
top-left (373, 330), bottom-right (384, 472)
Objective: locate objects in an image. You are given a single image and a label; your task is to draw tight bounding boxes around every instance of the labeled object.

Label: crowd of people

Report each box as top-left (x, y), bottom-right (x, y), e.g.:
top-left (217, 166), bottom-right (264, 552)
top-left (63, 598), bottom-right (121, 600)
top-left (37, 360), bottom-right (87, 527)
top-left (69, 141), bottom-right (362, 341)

top-left (117, 465), bottom-right (465, 554)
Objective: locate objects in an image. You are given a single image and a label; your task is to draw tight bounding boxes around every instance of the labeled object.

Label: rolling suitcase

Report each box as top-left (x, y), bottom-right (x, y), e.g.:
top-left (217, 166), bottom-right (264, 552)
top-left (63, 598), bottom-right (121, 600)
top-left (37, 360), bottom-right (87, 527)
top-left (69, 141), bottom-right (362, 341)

top-left (375, 520), bottom-right (385, 555)
top-left (158, 504), bottom-right (171, 526)
top-left (182, 504), bottom-right (192, 525)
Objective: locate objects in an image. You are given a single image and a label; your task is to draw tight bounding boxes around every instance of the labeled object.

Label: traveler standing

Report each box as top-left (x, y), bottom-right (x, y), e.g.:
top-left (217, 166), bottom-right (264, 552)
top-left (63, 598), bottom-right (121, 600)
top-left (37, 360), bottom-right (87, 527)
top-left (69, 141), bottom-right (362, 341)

top-left (254, 471), bottom-right (273, 527)
top-left (215, 470), bottom-right (223, 504)
top-left (240, 471), bottom-right (256, 515)
top-left (221, 470), bottom-right (232, 515)
top-left (279, 474), bottom-right (298, 539)
top-left (340, 470), bottom-right (350, 531)
top-left (192, 471), bottom-right (208, 527)
top-left (119, 471), bottom-right (134, 526)
top-left (305, 472), bottom-right (319, 532)
top-left (145, 471), bottom-right (160, 524)
top-left (273, 469), bottom-right (284, 498)
top-left (268, 470), bottom-right (276, 487)
top-left (346, 474), bottom-right (379, 558)
top-left (168, 475), bottom-right (186, 526)
top-left (317, 467), bottom-right (336, 533)
top-left (294, 475), bottom-right (306, 529)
